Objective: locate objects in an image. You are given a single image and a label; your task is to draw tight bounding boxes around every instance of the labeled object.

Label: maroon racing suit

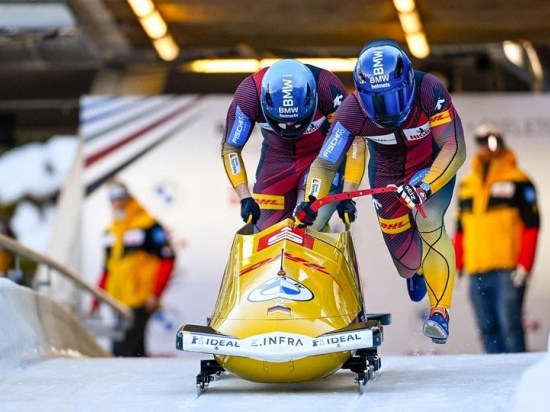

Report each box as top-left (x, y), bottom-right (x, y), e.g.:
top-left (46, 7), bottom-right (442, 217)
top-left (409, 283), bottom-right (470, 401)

top-left (221, 64), bottom-right (352, 230)
top-left (305, 71), bottom-right (467, 310)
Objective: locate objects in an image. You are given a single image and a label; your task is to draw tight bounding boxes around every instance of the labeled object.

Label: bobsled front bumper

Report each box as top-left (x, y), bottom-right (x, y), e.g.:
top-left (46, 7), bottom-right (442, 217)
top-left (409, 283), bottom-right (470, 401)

top-left (176, 321), bottom-right (383, 362)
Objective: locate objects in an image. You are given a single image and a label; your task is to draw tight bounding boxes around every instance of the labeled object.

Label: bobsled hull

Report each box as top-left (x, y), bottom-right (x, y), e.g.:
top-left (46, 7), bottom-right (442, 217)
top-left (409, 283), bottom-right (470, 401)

top-left (177, 218), bottom-right (386, 383)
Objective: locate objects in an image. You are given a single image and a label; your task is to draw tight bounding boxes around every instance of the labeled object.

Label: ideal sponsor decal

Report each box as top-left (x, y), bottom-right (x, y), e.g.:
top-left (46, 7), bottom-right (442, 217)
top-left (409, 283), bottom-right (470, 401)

top-left (229, 152), bottom-right (241, 174)
top-left (312, 333), bottom-right (362, 347)
top-left (364, 132), bottom-right (397, 145)
top-left (191, 335), bottom-right (240, 347)
top-left (320, 122), bottom-right (350, 163)
top-left (378, 214), bottom-right (411, 234)
top-left (429, 110), bottom-right (452, 127)
top-left (403, 121), bottom-right (431, 141)
top-left (253, 194), bottom-right (284, 210)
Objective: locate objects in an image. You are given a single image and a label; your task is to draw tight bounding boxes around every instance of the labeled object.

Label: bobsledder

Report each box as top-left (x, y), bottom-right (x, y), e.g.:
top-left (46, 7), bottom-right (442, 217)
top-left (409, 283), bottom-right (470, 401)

top-left (176, 188), bottom-right (400, 394)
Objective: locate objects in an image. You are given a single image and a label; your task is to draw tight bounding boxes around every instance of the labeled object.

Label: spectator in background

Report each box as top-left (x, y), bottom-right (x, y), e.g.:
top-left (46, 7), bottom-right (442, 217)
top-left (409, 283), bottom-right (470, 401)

top-left (453, 124), bottom-right (540, 353)
top-left (89, 181), bottom-right (176, 357)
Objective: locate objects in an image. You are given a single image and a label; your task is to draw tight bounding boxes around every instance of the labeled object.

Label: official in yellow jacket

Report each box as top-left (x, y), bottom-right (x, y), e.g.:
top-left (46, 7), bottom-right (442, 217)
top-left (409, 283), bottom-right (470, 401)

top-left (91, 182), bottom-right (176, 357)
top-left (453, 125), bottom-right (540, 353)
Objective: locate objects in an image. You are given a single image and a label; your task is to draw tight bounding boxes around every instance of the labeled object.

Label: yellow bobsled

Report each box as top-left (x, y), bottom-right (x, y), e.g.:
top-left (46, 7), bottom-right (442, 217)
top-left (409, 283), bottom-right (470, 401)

top-left (176, 189), bottom-right (394, 393)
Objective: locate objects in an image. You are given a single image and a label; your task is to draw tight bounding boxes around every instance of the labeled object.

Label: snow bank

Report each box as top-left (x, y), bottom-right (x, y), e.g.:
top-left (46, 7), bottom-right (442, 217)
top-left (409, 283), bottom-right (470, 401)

top-left (0, 278), bottom-right (109, 377)
top-left (511, 332), bottom-right (550, 412)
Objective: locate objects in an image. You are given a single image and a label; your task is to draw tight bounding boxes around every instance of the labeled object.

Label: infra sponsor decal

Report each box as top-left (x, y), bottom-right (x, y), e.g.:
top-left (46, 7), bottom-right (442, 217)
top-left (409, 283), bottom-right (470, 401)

top-left (429, 110), bottom-right (452, 127)
top-left (320, 122), bottom-right (350, 163)
top-left (253, 194), bottom-right (285, 210)
top-left (229, 152), bottom-right (241, 174)
top-left (378, 214), bottom-right (411, 234)
top-left (403, 121), bottom-right (431, 141)
top-left (364, 132), bottom-right (397, 145)
top-left (251, 334), bottom-right (304, 347)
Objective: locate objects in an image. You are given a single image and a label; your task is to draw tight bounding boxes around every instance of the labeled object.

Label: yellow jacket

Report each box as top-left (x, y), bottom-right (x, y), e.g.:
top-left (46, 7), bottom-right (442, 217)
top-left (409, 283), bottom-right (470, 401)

top-left (454, 149), bottom-right (540, 274)
top-left (102, 199), bottom-right (175, 308)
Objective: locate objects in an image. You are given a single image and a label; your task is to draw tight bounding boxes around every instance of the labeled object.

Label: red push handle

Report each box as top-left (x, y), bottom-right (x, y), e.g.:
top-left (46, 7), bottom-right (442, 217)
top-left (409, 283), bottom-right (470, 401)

top-left (295, 185), bottom-right (426, 223)
top-left (309, 186), bottom-right (397, 212)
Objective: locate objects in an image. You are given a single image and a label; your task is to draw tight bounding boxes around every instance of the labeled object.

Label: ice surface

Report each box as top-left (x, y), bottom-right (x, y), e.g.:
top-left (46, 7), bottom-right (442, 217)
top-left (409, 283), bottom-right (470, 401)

top-left (0, 350), bottom-right (548, 412)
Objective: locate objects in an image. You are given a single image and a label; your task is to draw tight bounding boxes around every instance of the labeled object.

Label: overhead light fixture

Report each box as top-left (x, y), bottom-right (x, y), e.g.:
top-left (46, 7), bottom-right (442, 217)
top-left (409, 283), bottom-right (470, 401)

top-left (181, 58), bottom-right (358, 73)
top-left (126, 0), bottom-right (179, 61)
top-left (392, 0), bottom-right (430, 58)
top-left (127, 0), bottom-right (155, 17)
top-left (140, 10), bottom-right (167, 39)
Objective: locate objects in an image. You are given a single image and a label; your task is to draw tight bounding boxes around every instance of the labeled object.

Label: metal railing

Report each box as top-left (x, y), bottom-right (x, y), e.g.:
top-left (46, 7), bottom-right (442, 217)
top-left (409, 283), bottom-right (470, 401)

top-left (0, 232), bottom-right (133, 325)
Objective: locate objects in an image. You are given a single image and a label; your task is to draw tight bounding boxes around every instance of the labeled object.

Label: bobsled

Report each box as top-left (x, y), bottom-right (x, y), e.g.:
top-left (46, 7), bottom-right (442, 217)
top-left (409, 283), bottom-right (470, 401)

top-left (176, 188), bottom-right (397, 393)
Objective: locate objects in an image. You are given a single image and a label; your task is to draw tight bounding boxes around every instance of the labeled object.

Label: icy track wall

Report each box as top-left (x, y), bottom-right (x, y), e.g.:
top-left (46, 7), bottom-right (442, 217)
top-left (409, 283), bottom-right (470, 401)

top-left (0, 278), bottom-right (109, 375)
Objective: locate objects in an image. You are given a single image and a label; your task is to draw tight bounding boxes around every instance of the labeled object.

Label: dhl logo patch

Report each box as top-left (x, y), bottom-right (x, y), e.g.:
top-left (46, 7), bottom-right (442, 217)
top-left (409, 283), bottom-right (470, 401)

top-left (253, 194), bottom-right (285, 210)
top-left (429, 110), bottom-right (451, 127)
top-left (378, 214), bottom-right (411, 234)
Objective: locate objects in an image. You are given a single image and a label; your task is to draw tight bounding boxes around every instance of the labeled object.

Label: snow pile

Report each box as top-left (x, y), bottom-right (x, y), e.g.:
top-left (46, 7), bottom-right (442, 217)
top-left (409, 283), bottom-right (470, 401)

top-left (0, 136), bottom-right (78, 253)
top-left (512, 332), bottom-right (550, 411)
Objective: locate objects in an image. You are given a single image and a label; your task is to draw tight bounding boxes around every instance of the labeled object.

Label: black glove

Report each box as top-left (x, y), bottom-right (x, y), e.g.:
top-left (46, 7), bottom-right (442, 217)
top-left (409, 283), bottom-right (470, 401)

top-left (294, 195), bottom-right (318, 227)
top-left (240, 197), bottom-right (261, 224)
top-left (336, 199), bottom-right (357, 223)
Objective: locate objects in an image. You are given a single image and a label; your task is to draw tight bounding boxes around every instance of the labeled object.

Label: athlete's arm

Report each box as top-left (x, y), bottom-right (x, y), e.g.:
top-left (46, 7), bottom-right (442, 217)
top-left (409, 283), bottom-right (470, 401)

top-left (221, 76), bottom-right (261, 199)
top-left (420, 74), bottom-right (467, 195)
top-left (515, 180), bottom-right (540, 272)
top-left (305, 95), bottom-right (365, 199)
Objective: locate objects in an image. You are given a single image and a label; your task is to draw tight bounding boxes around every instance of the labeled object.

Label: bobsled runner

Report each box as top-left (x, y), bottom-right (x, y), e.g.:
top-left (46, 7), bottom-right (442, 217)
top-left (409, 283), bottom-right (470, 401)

top-left (176, 188), bottom-right (400, 393)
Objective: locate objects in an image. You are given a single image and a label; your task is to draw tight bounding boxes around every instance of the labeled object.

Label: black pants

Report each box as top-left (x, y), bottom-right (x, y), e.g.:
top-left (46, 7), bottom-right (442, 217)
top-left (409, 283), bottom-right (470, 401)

top-left (113, 307), bottom-right (152, 357)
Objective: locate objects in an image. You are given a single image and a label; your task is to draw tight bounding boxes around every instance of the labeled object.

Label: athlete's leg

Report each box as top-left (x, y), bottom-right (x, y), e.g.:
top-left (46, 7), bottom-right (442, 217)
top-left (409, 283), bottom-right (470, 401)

top-left (372, 191), bottom-right (423, 278)
top-left (415, 178), bottom-right (456, 310)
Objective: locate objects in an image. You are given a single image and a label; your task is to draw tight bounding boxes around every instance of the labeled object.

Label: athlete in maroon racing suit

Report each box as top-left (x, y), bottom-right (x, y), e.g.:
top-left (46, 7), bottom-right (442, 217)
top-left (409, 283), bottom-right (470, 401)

top-left (221, 59), bottom-right (363, 231)
top-left (295, 39), bottom-right (467, 343)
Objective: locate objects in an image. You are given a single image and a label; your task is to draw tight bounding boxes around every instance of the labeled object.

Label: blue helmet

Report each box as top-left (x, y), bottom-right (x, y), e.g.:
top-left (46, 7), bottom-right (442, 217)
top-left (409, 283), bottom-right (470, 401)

top-left (353, 39), bottom-right (415, 128)
top-left (260, 59), bottom-right (318, 139)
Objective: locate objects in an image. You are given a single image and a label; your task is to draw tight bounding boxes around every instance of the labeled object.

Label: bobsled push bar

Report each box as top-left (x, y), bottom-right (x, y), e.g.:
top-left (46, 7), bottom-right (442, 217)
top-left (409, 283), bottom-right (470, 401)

top-left (295, 186), bottom-right (426, 222)
top-left (176, 321), bottom-right (383, 362)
